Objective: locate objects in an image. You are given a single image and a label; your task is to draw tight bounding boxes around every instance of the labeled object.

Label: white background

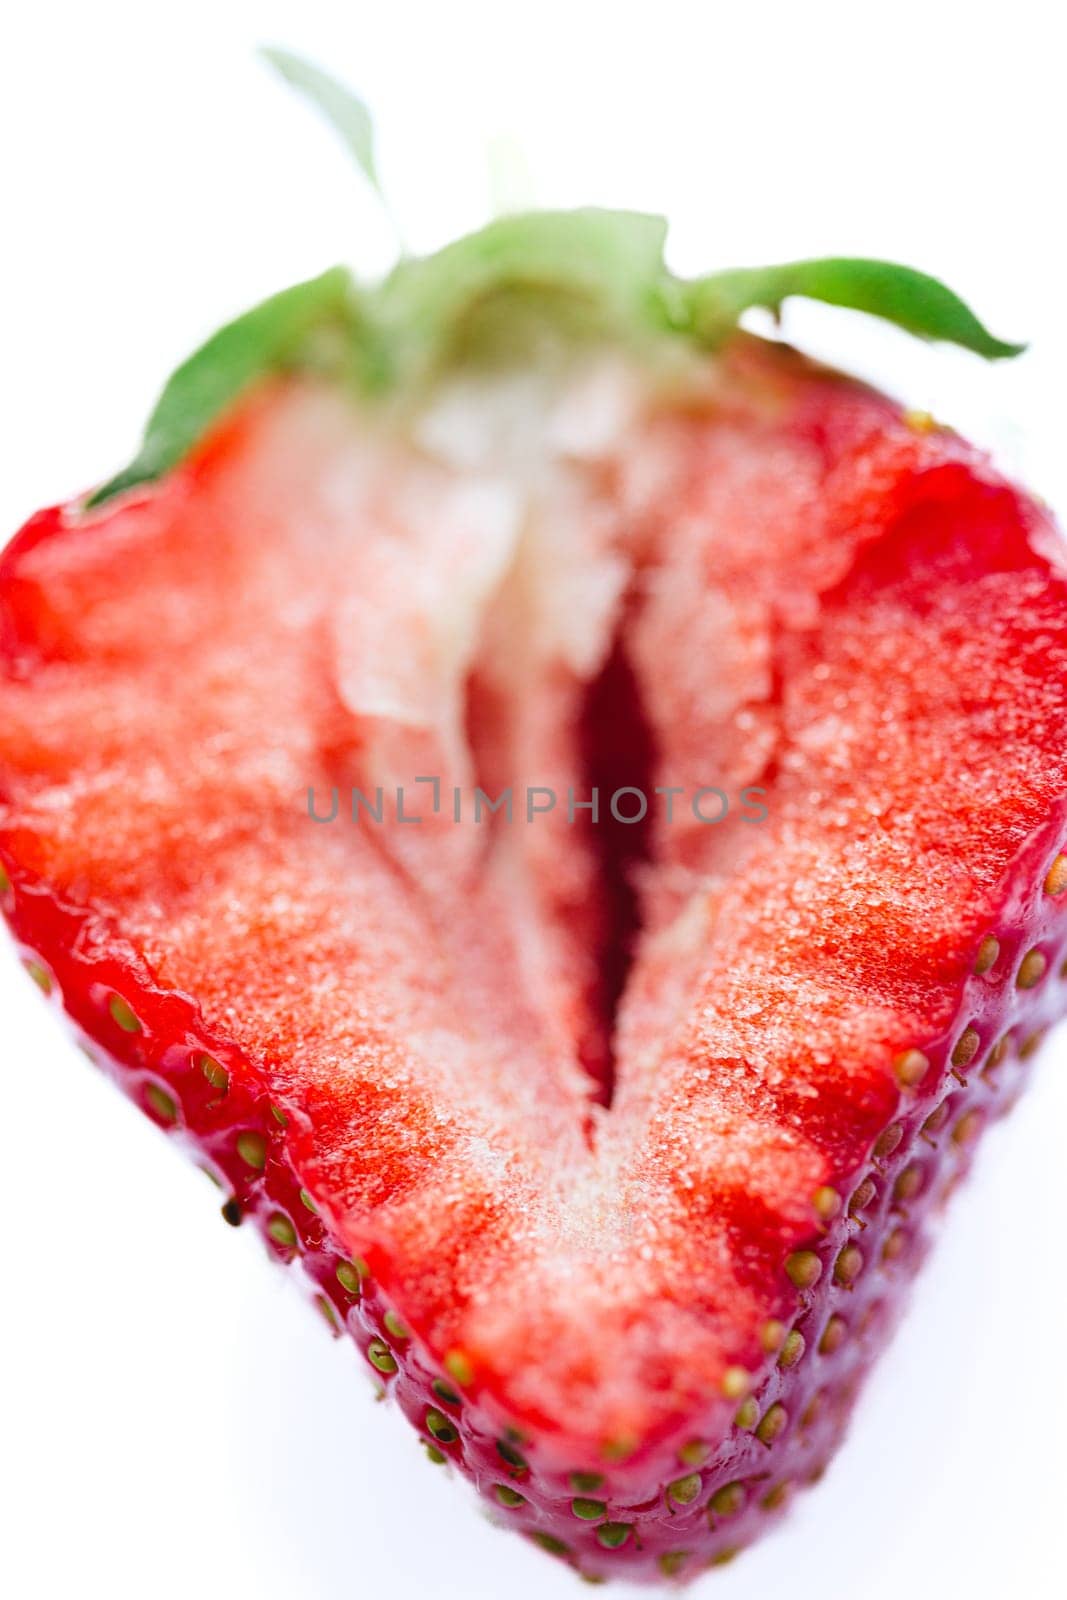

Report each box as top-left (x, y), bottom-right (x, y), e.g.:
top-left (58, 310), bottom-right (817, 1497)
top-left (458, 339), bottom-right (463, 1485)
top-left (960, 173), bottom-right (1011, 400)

top-left (2, 3), bottom-right (1065, 1596)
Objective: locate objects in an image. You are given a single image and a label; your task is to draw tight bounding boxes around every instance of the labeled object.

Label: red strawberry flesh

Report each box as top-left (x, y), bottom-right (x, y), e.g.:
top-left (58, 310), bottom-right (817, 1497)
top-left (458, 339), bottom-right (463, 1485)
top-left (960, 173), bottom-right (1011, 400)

top-left (2, 335), bottom-right (1066, 1581)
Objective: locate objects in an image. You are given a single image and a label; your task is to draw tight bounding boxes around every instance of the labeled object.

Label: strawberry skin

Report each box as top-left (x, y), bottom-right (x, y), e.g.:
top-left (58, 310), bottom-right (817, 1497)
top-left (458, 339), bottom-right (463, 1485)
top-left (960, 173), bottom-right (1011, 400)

top-left (2, 335), bottom-right (1066, 1583)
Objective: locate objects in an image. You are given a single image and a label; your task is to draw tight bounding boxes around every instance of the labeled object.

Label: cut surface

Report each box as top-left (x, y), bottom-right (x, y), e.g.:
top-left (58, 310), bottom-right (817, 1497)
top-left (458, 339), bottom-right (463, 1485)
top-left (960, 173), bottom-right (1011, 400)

top-left (3, 334), bottom-right (1067, 1578)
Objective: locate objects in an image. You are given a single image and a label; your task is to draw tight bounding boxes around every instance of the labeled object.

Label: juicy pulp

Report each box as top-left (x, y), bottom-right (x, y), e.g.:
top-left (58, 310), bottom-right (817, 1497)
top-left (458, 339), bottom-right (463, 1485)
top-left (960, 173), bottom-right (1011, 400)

top-left (3, 334), bottom-right (1067, 1580)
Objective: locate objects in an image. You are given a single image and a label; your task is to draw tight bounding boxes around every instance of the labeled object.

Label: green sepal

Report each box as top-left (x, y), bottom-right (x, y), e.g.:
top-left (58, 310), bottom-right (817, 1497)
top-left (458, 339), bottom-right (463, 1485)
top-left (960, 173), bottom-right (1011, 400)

top-left (376, 208), bottom-right (672, 381)
top-left (259, 48), bottom-right (385, 210)
top-left (86, 232), bottom-right (1024, 507)
top-left (679, 256), bottom-right (1024, 360)
top-left (87, 266), bottom-right (363, 507)
top-left (87, 50), bottom-right (1026, 507)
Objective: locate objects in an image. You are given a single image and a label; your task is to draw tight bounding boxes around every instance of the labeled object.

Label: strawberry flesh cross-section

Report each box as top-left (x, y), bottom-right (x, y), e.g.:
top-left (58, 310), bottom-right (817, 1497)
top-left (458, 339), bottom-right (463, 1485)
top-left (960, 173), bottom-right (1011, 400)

top-left (2, 333), bottom-right (1067, 1581)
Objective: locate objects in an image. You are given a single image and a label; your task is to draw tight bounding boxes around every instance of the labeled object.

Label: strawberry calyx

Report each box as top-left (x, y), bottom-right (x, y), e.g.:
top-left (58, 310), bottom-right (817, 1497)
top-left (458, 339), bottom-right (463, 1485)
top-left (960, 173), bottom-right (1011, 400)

top-left (87, 51), bottom-right (1023, 510)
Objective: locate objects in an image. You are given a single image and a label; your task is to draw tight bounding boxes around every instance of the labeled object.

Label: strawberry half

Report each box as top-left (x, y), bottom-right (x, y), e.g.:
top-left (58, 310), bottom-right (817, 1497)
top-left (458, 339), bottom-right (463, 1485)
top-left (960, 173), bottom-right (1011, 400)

top-left (1, 59), bottom-right (1060, 1589)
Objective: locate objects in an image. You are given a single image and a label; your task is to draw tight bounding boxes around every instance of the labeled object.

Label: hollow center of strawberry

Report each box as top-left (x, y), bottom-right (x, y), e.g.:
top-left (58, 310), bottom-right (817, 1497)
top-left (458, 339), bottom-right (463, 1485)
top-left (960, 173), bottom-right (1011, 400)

top-left (577, 635), bottom-right (657, 1098)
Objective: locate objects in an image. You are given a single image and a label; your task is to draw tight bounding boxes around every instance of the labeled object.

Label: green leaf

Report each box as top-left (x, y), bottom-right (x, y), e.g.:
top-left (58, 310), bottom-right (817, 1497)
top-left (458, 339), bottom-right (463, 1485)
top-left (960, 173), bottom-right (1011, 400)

top-left (86, 205), bottom-right (1025, 508)
top-left (260, 46), bottom-right (384, 207)
top-left (680, 257), bottom-right (1025, 359)
top-left (376, 208), bottom-right (671, 379)
top-left (87, 267), bottom-right (361, 507)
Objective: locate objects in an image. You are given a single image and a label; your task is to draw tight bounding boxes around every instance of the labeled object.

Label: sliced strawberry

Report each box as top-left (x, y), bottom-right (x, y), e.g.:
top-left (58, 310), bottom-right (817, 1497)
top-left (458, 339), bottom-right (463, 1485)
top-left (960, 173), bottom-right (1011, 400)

top-left (2, 329), bottom-right (1065, 1584)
